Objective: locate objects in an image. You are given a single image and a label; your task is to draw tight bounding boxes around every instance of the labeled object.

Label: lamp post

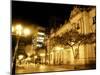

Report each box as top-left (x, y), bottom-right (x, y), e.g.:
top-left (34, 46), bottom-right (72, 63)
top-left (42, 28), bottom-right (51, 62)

top-left (12, 24), bottom-right (31, 74)
top-left (12, 24), bottom-right (23, 74)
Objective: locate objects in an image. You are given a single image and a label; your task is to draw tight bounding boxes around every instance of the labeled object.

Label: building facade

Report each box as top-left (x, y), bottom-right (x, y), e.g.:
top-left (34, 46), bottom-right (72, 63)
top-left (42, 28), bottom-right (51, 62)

top-left (48, 6), bottom-right (96, 65)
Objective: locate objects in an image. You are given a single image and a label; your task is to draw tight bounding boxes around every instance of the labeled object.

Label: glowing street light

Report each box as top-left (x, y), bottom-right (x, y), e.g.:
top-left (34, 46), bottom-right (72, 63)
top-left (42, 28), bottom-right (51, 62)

top-left (12, 24), bottom-right (31, 74)
top-left (12, 26), bottom-right (14, 33)
top-left (13, 24), bottom-right (23, 66)
top-left (23, 28), bottom-right (31, 36)
top-left (15, 24), bottom-right (23, 36)
top-left (15, 24), bottom-right (23, 31)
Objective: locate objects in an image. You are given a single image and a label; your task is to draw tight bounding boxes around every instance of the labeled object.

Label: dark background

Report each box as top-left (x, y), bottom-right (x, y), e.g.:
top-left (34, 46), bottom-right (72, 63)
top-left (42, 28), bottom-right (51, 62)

top-left (12, 1), bottom-right (73, 30)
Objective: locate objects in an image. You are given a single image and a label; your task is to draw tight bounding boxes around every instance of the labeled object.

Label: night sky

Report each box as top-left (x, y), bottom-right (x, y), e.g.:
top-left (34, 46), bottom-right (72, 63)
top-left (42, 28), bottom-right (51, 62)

top-left (12, 1), bottom-right (73, 30)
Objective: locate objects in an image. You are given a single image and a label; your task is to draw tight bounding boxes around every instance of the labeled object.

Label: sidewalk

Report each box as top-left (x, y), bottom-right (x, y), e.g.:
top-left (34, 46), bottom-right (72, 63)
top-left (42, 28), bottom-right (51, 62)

top-left (16, 63), bottom-right (96, 74)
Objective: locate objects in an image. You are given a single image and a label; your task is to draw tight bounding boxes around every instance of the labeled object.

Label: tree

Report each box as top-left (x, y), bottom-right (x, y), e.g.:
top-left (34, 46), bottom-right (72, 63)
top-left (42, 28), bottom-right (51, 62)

top-left (82, 32), bottom-right (96, 44)
top-left (50, 29), bottom-right (96, 66)
top-left (62, 29), bottom-right (80, 58)
top-left (64, 31), bottom-right (96, 69)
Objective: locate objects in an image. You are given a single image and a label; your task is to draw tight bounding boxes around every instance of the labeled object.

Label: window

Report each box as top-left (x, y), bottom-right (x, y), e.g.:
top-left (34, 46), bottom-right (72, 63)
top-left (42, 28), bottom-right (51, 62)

top-left (93, 16), bottom-right (96, 24)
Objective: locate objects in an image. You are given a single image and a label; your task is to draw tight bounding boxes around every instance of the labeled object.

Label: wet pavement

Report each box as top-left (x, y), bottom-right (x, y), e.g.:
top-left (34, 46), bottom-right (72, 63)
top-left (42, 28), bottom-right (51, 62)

top-left (16, 63), bottom-right (95, 74)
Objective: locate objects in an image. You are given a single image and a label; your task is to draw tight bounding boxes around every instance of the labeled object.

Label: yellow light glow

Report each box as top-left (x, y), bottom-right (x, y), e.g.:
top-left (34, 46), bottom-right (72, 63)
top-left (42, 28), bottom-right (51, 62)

top-left (16, 31), bottom-right (22, 36)
top-left (18, 55), bottom-right (24, 60)
top-left (40, 65), bottom-right (45, 69)
top-left (37, 39), bottom-right (44, 42)
top-left (36, 44), bottom-right (42, 47)
top-left (15, 24), bottom-right (23, 31)
top-left (38, 32), bottom-right (45, 35)
top-left (26, 57), bottom-right (31, 61)
top-left (55, 46), bottom-right (64, 51)
top-left (40, 53), bottom-right (45, 56)
top-left (15, 24), bottom-right (23, 35)
top-left (23, 28), bottom-right (31, 36)
top-left (50, 52), bottom-right (53, 54)
top-left (34, 56), bottom-right (37, 59)
top-left (37, 37), bottom-right (44, 40)
top-left (12, 26), bottom-right (14, 32)
top-left (71, 42), bottom-right (74, 45)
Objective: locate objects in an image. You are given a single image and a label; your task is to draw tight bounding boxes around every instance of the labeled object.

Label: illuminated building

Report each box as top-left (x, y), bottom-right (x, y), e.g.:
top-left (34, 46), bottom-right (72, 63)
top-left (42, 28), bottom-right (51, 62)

top-left (32, 26), bottom-right (46, 64)
top-left (48, 6), bottom-right (96, 65)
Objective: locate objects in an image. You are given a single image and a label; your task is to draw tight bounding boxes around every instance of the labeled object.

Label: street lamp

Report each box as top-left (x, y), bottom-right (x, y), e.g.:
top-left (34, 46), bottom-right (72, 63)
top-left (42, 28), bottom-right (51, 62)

top-left (12, 24), bottom-right (23, 74)
top-left (23, 28), bottom-right (31, 36)
top-left (12, 24), bottom-right (23, 58)
top-left (12, 24), bottom-right (31, 74)
top-left (15, 24), bottom-right (23, 36)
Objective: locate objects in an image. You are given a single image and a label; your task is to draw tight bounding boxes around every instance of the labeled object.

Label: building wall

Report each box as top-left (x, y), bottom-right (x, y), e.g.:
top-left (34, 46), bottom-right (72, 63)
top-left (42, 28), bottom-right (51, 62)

top-left (89, 8), bottom-right (96, 32)
top-left (82, 8), bottom-right (96, 64)
top-left (49, 7), bottom-right (96, 65)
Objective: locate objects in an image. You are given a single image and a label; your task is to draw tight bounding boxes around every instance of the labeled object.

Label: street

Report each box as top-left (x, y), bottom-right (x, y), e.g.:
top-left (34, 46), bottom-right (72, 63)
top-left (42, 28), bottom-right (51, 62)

top-left (16, 63), bottom-right (91, 74)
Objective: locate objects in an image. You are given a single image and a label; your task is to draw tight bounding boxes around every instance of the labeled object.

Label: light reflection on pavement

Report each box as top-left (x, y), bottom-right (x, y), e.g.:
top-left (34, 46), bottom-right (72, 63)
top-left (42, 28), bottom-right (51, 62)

top-left (16, 63), bottom-right (88, 74)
